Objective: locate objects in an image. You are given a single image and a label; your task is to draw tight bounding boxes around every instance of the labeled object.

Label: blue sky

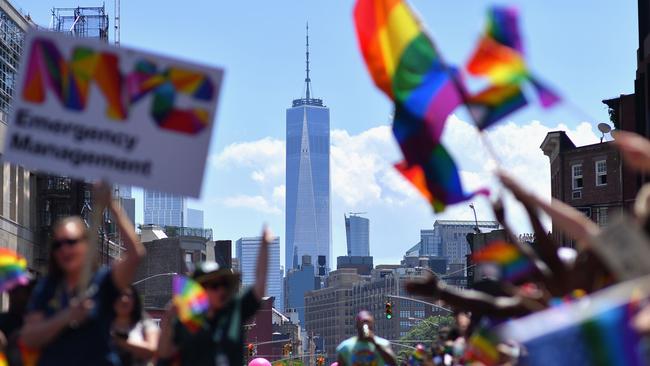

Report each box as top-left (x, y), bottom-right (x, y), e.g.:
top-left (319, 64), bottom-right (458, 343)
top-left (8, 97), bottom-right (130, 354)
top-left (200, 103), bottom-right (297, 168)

top-left (21, 1), bottom-right (638, 266)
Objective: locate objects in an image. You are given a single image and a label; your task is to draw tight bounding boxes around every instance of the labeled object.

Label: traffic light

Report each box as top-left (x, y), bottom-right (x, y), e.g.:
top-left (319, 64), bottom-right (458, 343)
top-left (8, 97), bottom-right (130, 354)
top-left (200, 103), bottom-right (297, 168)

top-left (317, 356), bottom-right (325, 365)
top-left (247, 343), bottom-right (255, 357)
top-left (288, 343), bottom-right (293, 355)
top-left (283, 343), bottom-right (290, 356)
top-left (385, 301), bottom-right (393, 319)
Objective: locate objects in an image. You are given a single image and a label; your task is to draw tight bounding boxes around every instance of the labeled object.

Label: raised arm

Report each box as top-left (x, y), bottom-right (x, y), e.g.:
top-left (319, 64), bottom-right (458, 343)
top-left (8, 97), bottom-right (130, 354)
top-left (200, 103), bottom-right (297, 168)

top-left (612, 130), bottom-right (650, 173)
top-left (406, 275), bottom-right (544, 318)
top-left (498, 171), bottom-right (599, 248)
top-left (93, 183), bottom-right (146, 290)
top-left (254, 226), bottom-right (271, 300)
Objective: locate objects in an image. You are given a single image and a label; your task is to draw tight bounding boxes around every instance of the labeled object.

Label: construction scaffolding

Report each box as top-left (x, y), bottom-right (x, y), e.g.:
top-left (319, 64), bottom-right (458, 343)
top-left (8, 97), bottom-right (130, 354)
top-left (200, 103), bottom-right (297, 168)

top-left (51, 5), bottom-right (109, 42)
top-left (0, 7), bottom-right (25, 117)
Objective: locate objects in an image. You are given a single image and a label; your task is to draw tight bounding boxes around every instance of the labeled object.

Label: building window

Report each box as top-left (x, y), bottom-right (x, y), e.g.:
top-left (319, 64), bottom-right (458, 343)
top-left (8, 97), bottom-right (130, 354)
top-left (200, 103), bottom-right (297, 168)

top-left (184, 251), bottom-right (193, 265)
top-left (572, 164), bottom-right (583, 189)
top-left (596, 207), bottom-right (608, 227)
top-left (595, 160), bottom-right (607, 186)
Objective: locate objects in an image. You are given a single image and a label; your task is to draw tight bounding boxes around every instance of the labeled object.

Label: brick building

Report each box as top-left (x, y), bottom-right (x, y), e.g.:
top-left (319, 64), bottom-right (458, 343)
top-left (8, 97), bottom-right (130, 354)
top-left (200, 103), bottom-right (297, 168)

top-left (540, 133), bottom-right (624, 246)
top-left (305, 266), bottom-right (449, 364)
top-left (304, 269), bottom-right (363, 363)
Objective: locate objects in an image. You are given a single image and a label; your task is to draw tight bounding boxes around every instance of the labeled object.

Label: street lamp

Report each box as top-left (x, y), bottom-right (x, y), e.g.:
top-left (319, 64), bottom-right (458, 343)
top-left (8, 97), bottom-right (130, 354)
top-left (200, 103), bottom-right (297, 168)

top-left (469, 203), bottom-right (480, 234)
top-left (132, 272), bottom-right (178, 285)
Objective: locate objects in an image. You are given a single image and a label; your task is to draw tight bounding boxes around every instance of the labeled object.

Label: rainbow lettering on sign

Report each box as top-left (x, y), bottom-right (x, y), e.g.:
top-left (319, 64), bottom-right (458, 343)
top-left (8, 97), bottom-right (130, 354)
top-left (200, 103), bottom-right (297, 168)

top-left (21, 37), bottom-right (215, 135)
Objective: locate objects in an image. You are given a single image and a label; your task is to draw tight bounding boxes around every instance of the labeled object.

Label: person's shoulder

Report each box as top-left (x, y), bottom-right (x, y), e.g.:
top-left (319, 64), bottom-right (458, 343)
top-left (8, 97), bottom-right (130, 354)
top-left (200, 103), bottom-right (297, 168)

top-left (337, 336), bottom-right (357, 351)
top-left (373, 336), bottom-right (390, 347)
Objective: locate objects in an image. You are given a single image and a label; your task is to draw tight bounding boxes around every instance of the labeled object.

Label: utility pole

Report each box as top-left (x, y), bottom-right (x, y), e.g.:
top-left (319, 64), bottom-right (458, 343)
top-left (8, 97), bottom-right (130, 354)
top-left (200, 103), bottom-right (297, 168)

top-left (309, 332), bottom-right (316, 366)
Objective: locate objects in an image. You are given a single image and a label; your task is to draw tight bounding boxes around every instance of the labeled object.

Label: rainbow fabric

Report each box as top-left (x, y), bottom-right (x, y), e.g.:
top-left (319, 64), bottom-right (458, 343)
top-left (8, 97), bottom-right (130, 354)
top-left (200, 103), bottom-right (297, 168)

top-left (23, 37), bottom-right (214, 135)
top-left (468, 83), bottom-right (527, 130)
top-left (407, 345), bottom-right (428, 365)
top-left (472, 241), bottom-right (535, 281)
top-left (466, 6), bottom-right (560, 130)
top-left (0, 248), bottom-right (29, 292)
top-left (354, 0), bottom-right (488, 212)
top-left (0, 352), bottom-right (7, 366)
top-left (465, 326), bottom-right (500, 366)
top-left (172, 275), bottom-right (209, 333)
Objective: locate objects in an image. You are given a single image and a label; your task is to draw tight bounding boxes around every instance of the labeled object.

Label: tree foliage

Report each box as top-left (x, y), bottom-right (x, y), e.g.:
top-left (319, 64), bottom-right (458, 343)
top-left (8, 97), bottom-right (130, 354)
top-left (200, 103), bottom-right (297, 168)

top-left (395, 315), bottom-right (455, 363)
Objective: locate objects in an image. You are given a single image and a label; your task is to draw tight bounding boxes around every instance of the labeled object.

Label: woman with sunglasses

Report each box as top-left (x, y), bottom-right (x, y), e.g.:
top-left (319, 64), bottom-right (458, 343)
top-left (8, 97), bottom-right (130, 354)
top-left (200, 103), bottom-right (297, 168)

top-left (112, 286), bottom-right (159, 366)
top-left (20, 182), bottom-right (146, 366)
top-left (157, 226), bottom-right (272, 366)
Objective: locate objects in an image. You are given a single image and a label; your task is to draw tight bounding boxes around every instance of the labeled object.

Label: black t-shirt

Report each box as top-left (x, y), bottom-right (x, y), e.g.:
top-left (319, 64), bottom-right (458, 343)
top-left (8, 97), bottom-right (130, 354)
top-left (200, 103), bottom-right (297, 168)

top-left (0, 312), bottom-right (23, 339)
top-left (27, 267), bottom-right (121, 366)
top-left (171, 287), bottom-right (260, 366)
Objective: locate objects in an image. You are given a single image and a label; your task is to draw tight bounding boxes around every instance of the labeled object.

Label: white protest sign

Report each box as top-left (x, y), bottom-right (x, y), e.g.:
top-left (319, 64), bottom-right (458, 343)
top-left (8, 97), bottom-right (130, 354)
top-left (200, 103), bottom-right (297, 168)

top-left (3, 30), bottom-right (223, 197)
top-left (590, 214), bottom-right (650, 281)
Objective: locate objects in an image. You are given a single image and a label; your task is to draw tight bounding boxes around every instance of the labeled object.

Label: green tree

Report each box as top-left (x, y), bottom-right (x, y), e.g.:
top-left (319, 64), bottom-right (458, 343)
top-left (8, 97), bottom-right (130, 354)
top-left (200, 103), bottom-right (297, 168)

top-left (395, 315), bottom-right (455, 363)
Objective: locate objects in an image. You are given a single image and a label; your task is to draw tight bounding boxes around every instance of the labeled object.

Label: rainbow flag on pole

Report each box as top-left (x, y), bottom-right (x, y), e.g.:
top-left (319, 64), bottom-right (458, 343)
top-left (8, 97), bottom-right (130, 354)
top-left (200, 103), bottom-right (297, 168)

top-left (354, 0), bottom-right (488, 212)
top-left (172, 275), bottom-right (209, 333)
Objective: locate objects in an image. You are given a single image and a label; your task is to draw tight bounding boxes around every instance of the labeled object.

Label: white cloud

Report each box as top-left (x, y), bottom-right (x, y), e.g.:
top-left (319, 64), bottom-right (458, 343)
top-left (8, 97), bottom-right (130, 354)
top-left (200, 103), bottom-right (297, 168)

top-left (213, 137), bottom-right (285, 183)
top-left (221, 195), bottom-right (282, 215)
top-left (210, 116), bottom-right (600, 234)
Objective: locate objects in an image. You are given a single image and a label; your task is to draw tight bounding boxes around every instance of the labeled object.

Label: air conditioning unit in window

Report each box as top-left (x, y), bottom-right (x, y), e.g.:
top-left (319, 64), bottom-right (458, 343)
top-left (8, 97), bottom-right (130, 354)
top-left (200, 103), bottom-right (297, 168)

top-left (572, 190), bottom-right (582, 199)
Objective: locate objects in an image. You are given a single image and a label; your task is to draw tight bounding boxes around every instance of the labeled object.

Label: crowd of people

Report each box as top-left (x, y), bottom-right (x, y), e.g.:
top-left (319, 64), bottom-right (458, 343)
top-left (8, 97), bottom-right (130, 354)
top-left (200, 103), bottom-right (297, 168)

top-left (0, 129), bottom-right (649, 365)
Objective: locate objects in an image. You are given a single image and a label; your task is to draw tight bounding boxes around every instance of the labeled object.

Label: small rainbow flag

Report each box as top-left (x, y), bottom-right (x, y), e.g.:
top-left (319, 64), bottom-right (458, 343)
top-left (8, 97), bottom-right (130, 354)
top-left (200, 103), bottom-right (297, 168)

top-left (466, 6), bottom-right (560, 129)
top-left (172, 275), bottom-right (209, 333)
top-left (354, 0), bottom-right (488, 212)
top-left (0, 248), bottom-right (29, 292)
top-left (472, 241), bottom-right (535, 281)
top-left (465, 326), bottom-right (500, 366)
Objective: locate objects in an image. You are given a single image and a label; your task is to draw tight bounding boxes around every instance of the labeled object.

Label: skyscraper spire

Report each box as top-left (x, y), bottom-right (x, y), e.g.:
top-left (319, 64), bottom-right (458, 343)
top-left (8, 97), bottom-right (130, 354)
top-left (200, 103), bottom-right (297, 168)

top-left (305, 22), bottom-right (311, 100)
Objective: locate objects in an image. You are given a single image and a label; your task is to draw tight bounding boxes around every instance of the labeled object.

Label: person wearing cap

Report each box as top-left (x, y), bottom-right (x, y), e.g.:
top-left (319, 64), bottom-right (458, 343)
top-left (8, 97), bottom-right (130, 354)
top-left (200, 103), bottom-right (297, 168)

top-left (157, 227), bottom-right (272, 366)
top-left (336, 311), bottom-right (397, 366)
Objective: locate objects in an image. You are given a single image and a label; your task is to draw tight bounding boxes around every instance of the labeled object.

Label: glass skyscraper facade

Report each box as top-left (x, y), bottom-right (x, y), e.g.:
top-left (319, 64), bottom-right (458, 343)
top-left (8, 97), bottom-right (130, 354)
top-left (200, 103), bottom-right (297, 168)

top-left (143, 190), bottom-right (187, 227)
top-left (236, 236), bottom-right (282, 310)
top-left (345, 214), bottom-right (369, 256)
top-left (285, 26), bottom-right (331, 272)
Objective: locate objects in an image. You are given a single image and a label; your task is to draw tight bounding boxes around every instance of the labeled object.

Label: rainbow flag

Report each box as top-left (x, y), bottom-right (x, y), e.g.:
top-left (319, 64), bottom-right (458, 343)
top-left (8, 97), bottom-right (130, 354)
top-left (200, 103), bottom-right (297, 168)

top-left (354, 0), bottom-right (487, 212)
top-left (0, 248), bottom-right (29, 292)
top-left (172, 275), bottom-right (209, 333)
top-left (496, 276), bottom-right (650, 366)
top-left (465, 326), bottom-right (500, 366)
top-left (466, 6), bottom-right (560, 129)
top-left (468, 83), bottom-right (527, 130)
top-left (395, 145), bottom-right (489, 213)
top-left (472, 241), bottom-right (535, 281)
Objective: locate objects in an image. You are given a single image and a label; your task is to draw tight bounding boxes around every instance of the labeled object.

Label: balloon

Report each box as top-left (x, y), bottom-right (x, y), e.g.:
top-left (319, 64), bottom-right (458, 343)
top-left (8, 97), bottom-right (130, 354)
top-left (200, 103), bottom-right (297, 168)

top-left (330, 363), bottom-right (339, 366)
top-left (248, 358), bottom-right (272, 366)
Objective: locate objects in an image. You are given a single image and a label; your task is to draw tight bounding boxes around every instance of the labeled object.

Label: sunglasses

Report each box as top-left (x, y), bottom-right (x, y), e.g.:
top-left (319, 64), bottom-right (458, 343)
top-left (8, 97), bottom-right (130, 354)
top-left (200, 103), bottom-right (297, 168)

top-left (52, 237), bottom-right (83, 250)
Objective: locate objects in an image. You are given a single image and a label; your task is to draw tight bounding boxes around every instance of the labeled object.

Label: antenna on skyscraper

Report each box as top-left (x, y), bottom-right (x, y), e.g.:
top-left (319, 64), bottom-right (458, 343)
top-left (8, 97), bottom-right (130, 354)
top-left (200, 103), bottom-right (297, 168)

top-left (305, 22), bottom-right (311, 100)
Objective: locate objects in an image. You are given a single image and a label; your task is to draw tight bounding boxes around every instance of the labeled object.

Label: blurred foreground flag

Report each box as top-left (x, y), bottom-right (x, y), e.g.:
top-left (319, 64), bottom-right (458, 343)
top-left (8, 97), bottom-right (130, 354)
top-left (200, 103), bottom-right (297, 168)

top-left (354, 0), bottom-right (488, 212)
top-left (466, 6), bottom-right (560, 130)
top-left (496, 275), bottom-right (650, 366)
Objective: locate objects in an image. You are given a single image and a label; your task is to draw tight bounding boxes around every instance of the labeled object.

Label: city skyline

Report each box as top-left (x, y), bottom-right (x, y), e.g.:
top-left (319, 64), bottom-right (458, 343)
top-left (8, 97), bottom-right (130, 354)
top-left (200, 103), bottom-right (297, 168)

top-left (20, 1), bottom-right (638, 266)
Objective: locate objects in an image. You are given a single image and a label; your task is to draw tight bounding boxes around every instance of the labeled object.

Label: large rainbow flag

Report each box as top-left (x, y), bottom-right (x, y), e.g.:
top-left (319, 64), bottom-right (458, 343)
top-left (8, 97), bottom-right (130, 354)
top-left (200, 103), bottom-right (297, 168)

top-left (354, 0), bottom-right (488, 212)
